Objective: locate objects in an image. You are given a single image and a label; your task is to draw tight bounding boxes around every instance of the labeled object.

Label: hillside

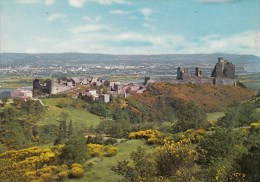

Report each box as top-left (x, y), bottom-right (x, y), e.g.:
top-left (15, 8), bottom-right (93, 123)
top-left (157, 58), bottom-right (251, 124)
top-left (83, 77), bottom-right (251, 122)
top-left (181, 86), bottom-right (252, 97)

top-left (131, 83), bottom-right (255, 112)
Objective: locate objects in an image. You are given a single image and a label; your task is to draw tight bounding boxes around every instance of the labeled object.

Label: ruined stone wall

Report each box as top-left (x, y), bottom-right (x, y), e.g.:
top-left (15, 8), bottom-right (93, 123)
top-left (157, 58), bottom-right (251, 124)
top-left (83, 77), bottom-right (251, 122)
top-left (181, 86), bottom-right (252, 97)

top-left (223, 63), bottom-right (235, 79)
top-left (211, 58), bottom-right (235, 79)
top-left (50, 79), bottom-right (71, 94)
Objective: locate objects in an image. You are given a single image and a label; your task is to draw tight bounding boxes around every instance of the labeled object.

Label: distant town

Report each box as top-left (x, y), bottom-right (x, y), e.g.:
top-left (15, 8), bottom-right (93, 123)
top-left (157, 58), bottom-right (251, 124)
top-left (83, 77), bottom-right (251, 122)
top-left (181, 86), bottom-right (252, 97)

top-left (1, 53), bottom-right (258, 79)
top-left (2, 57), bottom-right (239, 103)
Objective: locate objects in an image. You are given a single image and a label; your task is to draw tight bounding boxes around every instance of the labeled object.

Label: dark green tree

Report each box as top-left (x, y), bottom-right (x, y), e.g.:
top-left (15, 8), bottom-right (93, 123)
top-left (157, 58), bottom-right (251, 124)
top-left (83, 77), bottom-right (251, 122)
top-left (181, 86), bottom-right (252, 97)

top-left (59, 133), bottom-right (88, 165)
top-left (1, 97), bottom-right (9, 106)
top-left (174, 101), bottom-right (207, 132)
top-left (217, 102), bottom-right (258, 127)
top-left (68, 119), bottom-right (73, 138)
top-left (198, 127), bottom-right (246, 181)
top-left (112, 146), bottom-right (156, 182)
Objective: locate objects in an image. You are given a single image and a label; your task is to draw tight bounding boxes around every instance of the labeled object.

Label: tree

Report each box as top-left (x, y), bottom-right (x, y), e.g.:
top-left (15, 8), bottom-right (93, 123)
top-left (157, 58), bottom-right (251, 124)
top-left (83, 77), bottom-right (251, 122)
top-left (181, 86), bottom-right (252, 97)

top-left (68, 120), bottom-right (73, 138)
top-left (59, 133), bottom-right (88, 165)
top-left (174, 101), bottom-right (207, 132)
top-left (112, 146), bottom-right (156, 182)
top-left (217, 102), bottom-right (258, 128)
top-left (54, 113), bottom-right (69, 145)
top-left (155, 139), bottom-right (199, 181)
top-left (113, 139), bottom-right (199, 182)
top-left (1, 97), bottom-right (9, 106)
top-left (198, 127), bottom-right (246, 181)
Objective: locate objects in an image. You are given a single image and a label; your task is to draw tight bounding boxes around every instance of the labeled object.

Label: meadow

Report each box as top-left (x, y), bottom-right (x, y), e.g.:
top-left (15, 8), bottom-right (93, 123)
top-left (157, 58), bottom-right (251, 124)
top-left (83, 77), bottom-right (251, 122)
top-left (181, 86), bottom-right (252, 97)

top-left (65, 140), bottom-right (152, 182)
top-left (39, 97), bottom-right (101, 128)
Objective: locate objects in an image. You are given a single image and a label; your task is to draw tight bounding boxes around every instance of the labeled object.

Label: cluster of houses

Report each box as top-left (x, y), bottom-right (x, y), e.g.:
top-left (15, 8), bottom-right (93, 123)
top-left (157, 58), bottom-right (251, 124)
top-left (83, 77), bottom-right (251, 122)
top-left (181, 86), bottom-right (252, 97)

top-left (1, 57), bottom-right (237, 102)
top-left (2, 76), bottom-right (151, 103)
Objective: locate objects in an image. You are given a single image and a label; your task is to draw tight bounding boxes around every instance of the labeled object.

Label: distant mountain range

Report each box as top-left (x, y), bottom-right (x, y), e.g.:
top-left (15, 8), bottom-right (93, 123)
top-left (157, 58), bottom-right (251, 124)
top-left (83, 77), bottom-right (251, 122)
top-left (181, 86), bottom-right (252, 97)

top-left (0, 53), bottom-right (259, 72)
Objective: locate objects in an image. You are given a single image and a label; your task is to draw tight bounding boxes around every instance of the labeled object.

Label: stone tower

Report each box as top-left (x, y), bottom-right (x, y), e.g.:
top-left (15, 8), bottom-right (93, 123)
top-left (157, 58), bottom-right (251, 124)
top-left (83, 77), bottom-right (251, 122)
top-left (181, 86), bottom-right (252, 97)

top-left (195, 67), bottom-right (201, 77)
top-left (177, 67), bottom-right (189, 80)
top-left (211, 57), bottom-right (235, 79)
top-left (33, 79), bottom-right (41, 90)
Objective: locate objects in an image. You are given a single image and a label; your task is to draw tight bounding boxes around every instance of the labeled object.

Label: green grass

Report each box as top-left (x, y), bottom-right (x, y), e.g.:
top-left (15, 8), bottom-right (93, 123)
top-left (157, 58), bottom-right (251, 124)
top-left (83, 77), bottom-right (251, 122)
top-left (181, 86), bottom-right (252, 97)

top-left (239, 73), bottom-right (260, 91)
top-left (0, 76), bottom-right (38, 88)
top-left (38, 98), bottom-right (101, 128)
top-left (206, 112), bottom-right (225, 122)
top-left (65, 140), bottom-right (153, 182)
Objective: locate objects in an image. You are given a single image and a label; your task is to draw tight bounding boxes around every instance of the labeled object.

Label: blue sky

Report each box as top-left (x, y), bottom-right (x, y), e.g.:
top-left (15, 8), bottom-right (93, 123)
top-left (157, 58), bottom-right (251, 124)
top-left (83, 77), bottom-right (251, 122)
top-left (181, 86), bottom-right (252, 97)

top-left (0, 0), bottom-right (260, 56)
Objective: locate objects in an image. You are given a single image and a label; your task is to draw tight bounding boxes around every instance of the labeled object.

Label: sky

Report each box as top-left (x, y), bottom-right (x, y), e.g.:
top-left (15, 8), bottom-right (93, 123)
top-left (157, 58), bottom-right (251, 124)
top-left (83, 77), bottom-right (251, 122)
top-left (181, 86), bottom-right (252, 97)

top-left (0, 0), bottom-right (260, 56)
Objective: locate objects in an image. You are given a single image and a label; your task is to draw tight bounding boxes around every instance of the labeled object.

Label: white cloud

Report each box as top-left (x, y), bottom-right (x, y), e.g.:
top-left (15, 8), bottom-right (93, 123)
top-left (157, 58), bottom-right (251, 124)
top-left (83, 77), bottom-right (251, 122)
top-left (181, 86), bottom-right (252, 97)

top-left (48, 13), bottom-right (66, 21)
top-left (198, 31), bottom-right (260, 56)
top-left (139, 7), bottom-right (156, 23)
top-left (68, 0), bottom-right (86, 8)
top-left (16, 0), bottom-right (40, 4)
top-left (68, 0), bottom-right (131, 8)
top-left (67, 30), bottom-right (259, 56)
top-left (109, 9), bottom-right (130, 15)
top-left (140, 8), bottom-right (153, 16)
top-left (82, 16), bottom-right (102, 23)
top-left (70, 24), bottom-right (111, 33)
top-left (44, 0), bottom-right (55, 5)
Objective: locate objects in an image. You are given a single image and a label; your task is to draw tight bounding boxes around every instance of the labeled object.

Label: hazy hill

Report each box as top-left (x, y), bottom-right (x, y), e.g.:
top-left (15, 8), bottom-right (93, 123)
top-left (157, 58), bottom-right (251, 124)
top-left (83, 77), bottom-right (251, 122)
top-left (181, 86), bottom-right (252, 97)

top-left (0, 52), bottom-right (259, 65)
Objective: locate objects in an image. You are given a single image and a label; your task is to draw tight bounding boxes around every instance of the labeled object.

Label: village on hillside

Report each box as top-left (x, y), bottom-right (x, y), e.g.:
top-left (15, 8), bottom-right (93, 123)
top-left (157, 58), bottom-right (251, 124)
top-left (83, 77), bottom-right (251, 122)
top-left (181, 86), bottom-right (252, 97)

top-left (5, 57), bottom-right (238, 103)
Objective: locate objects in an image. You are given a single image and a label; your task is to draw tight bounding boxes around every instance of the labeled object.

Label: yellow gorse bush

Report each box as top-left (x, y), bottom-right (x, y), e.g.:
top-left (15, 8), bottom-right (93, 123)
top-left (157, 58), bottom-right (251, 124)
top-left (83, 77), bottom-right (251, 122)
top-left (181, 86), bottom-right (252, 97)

top-left (0, 145), bottom-right (80, 181)
top-left (69, 163), bottom-right (84, 178)
top-left (128, 129), bottom-right (161, 144)
top-left (87, 143), bottom-right (117, 158)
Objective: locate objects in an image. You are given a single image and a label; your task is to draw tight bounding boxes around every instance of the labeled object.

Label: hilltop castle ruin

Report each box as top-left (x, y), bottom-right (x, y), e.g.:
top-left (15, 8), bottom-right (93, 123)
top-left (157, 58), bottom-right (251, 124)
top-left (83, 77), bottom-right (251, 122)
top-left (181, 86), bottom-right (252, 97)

top-left (211, 57), bottom-right (235, 79)
top-left (175, 57), bottom-right (237, 86)
top-left (33, 78), bottom-right (76, 95)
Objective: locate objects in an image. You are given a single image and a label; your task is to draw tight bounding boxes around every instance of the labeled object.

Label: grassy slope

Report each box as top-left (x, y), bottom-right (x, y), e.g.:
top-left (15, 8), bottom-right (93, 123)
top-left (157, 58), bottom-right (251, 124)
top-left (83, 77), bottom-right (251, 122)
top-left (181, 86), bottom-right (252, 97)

top-left (131, 83), bottom-right (255, 112)
top-left (206, 112), bottom-right (225, 122)
top-left (39, 98), bottom-right (100, 128)
top-left (239, 73), bottom-right (260, 91)
top-left (65, 140), bottom-right (152, 182)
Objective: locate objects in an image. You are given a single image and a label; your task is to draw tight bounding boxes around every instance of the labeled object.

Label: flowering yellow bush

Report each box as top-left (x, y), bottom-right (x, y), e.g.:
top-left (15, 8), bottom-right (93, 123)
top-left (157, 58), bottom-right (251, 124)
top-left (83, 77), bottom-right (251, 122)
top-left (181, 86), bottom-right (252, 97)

top-left (0, 145), bottom-right (70, 182)
top-left (87, 143), bottom-right (117, 158)
top-left (69, 163), bottom-right (84, 178)
top-left (250, 121), bottom-right (260, 131)
top-left (175, 128), bottom-right (206, 143)
top-left (57, 170), bottom-right (68, 181)
top-left (39, 173), bottom-right (53, 182)
top-left (155, 138), bottom-right (198, 180)
top-left (105, 146), bottom-right (117, 157)
top-left (23, 171), bottom-right (37, 181)
top-left (128, 130), bottom-right (161, 144)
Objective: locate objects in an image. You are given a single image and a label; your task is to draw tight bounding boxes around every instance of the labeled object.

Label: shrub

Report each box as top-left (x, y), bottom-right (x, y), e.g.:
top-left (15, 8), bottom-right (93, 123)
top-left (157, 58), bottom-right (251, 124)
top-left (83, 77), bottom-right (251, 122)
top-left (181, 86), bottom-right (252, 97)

top-left (250, 121), bottom-right (260, 131)
top-left (56, 170), bottom-right (68, 181)
top-left (86, 160), bottom-right (95, 168)
top-left (87, 143), bottom-right (117, 158)
top-left (105, 147), bottom-right (117, 157)
top-left (128, 130), bottom-right (161, 144)
top-left (71, 163), bottom-right (83, 168)
top-left (69, 166), bottom-right (84, 178)
top-left (39, 173), bottom-right (53, 182)
top-left (23, 171), bottom-right (37, 181)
